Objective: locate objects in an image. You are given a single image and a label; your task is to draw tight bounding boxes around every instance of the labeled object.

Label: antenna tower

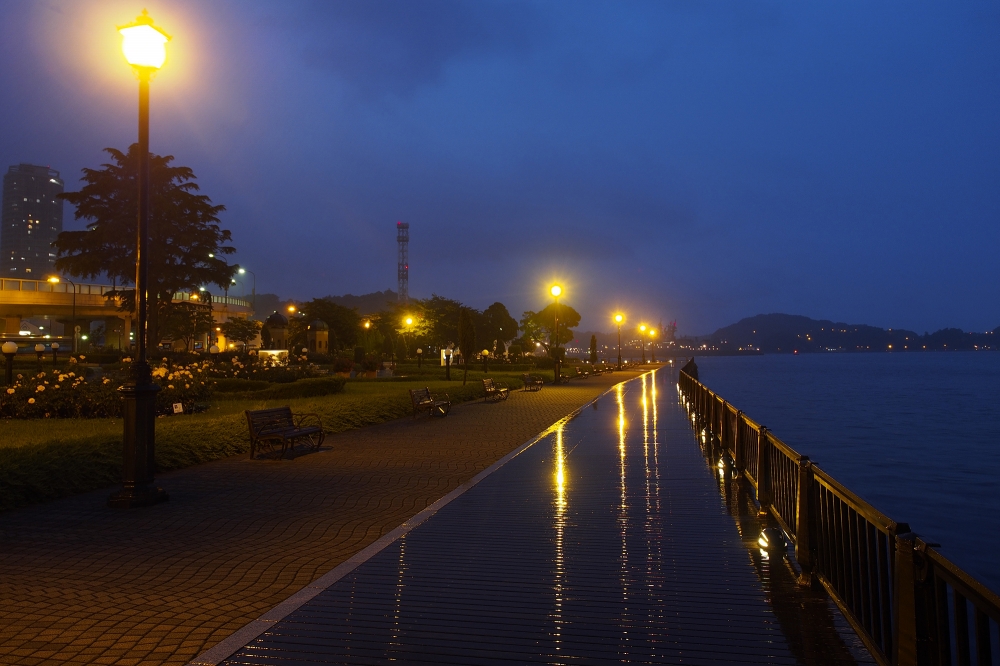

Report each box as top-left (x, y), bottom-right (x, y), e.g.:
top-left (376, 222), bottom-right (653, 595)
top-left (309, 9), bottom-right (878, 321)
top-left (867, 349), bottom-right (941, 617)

top-left (396, 221), bottom-right (409, 303)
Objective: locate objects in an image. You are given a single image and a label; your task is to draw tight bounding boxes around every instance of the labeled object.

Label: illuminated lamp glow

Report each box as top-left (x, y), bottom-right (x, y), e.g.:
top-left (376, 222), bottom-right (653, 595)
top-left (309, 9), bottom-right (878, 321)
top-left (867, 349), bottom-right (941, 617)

top-left (119, 13), bottom-right (170, 70)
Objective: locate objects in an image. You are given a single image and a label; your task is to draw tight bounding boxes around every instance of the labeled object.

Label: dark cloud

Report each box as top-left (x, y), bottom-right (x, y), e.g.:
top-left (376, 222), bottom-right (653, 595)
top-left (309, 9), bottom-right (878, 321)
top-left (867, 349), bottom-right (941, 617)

top-left (297, 0), bottom-right (536, 98)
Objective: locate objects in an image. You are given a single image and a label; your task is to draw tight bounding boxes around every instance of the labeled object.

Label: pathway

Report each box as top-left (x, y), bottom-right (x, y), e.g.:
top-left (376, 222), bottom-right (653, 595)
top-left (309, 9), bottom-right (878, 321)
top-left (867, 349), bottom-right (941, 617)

top-left (0, 372), bottom-right (638, 665)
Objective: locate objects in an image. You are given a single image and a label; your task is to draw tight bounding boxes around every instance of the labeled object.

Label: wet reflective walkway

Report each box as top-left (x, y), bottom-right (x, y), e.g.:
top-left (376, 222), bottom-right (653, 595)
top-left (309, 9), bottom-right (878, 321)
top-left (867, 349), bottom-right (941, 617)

top-left (224, 370), bottom-right (858, 665)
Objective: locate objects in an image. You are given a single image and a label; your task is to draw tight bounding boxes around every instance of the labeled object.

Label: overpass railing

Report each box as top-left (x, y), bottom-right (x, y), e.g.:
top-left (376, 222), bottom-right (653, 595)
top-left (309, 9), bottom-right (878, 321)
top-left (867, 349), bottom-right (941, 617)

top-left (678, 368), bottom-right (1000, 666)
top-left (0, 279), bottom-right (251, 310)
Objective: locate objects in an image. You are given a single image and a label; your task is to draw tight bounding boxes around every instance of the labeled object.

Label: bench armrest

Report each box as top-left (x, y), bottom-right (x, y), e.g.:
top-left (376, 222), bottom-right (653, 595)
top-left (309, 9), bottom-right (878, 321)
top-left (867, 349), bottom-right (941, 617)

top-left (294, 412), bottom-right (323, 429)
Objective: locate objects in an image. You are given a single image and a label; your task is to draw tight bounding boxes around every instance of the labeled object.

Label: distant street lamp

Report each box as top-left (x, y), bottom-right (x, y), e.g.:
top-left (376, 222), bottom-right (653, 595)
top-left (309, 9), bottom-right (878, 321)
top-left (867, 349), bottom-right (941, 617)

top-left (416, 347), bottom-right (423, 368)
top-left (2, 341), bottom-right (16, 386)
top-left (108, 10), bottom-right (171, 509)
top-left (445, 344), bottom-right (454, 381)
top-left (550, 285), bottom-right (562, 383)
top-left (614, 314), bottom-right (624, 370)
top-left (482, 349), bottom-right (490, 374)
top-left (48, 276), bottom-right (78, 353)
top-left (238, 268), bottom-right (256, 309)
top-left (639, 324), bottom-right (647, 363)
top-left (649, 328), bottom-right (657, 363)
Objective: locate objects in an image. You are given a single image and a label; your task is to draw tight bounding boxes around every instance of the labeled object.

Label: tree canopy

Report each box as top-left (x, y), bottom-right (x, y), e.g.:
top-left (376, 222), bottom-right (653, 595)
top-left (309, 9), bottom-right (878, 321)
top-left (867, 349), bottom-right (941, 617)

top-left (520, 303), bottom-right (581, 352)
top-left (55, 145), bottom-right (237, 345)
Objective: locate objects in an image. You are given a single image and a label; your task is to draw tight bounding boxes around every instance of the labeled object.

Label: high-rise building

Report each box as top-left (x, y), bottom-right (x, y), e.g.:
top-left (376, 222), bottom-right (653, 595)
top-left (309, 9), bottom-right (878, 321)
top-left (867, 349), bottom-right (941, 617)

top-left (1, 164), bottom-right (64, 277)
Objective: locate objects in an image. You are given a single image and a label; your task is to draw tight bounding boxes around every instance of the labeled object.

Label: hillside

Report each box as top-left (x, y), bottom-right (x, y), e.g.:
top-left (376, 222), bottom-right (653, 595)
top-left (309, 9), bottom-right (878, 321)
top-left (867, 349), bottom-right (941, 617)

top-left (700, 313), bottom-right (999, 353)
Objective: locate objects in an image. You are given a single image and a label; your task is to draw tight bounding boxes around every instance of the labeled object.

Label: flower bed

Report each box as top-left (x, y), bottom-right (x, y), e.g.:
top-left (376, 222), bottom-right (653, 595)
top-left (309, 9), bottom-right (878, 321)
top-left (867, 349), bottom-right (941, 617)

top-left (1, 358), bottom-right (213, 419)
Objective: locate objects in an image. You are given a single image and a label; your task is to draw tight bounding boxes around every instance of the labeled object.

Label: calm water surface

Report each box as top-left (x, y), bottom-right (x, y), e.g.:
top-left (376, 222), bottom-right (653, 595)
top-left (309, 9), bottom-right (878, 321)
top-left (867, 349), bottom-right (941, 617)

top-left (692, 353), bottom-right (1000, 594)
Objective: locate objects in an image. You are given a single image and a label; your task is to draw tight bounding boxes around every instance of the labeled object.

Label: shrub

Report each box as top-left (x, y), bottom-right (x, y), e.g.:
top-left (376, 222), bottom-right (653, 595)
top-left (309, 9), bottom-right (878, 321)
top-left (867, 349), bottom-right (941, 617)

top-left (214, 376), bottom-right (347, 401)
top-left (213, 378), bottom-right (271, 393)
top-left (0, 361), bottom-right (213, 419)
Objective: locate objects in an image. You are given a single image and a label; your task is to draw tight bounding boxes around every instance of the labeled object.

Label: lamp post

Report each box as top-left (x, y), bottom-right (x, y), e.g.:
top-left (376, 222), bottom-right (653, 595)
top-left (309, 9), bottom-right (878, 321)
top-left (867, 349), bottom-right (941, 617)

top-left (108, 10), bottom-right (170, 509)
top-left (51, 342), bottom-right (59, 365)
top-left (550, 285), bottom-right (562, 383)
top-left (482, 349), bottom-right (490, 374)
top-left (614, 314), bottom-right (624, 370)
top-left (238, 268), bottom-right (256, 310)
top-left (2, 341), bottom-right (16, 386)
top-left (639, 324), bottom-right (647, 363)
top-left (35, 343), bottom-right (45, 371)
top-left (445, 343), bottom-right (453, 381)
top-left (416, 348), bottom-right (423, 368)
top-left (649, 328), bottom-right (657, 363)
top-left (404, 316), bottom-right (414, 359)
top-left (48, 276), bottom-right (77, 353)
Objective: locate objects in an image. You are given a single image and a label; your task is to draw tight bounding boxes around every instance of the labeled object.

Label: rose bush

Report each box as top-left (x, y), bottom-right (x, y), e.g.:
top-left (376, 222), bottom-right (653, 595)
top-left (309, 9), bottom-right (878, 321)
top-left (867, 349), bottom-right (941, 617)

top-left (0, 359), bottom-right (213, 419)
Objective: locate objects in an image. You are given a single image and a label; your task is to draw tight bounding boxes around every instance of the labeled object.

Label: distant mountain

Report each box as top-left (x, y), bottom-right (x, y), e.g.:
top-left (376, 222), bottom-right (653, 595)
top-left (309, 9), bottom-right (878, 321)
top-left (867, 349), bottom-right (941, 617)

top-left (697, 313), bottom-right (999, 353)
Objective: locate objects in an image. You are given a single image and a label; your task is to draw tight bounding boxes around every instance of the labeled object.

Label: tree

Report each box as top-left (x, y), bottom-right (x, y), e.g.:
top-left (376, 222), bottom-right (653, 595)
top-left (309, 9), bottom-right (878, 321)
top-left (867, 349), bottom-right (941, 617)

top-left (162, 301), bottom-right (214, 351)
top-left (55, 145), bottom-right (237, 346)
top-left (220, 318), bottom-right (262, 349)
top-left (458, 308), bottom-right (476, 386)
top-left (480, 302), bottom-right (518, 357)
top-left (589, 334), bottom-right (598, 364)
top-left (300, 297), bottom-right (361, 351)
top-left (520, 303), bottom-right (581, 352)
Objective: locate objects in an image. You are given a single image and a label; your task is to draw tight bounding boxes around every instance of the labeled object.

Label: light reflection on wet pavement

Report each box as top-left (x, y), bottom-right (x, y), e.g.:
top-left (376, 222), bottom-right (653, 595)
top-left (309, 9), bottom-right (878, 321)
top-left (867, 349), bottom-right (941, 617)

top-left (226, 369), bottom-right (871, 665)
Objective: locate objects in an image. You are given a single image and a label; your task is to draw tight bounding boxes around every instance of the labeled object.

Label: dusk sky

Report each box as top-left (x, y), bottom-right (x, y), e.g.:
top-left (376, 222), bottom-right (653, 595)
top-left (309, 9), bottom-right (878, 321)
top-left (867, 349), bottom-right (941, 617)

top-left (1, 1), bottom-right (998, 335)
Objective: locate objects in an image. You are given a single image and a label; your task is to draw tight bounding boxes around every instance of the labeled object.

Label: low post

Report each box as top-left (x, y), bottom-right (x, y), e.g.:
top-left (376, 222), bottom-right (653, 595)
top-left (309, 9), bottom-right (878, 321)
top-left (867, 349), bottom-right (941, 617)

top-left (416, 348), bottom-right (422, 369)
top-left (445, 349), bottom-right (452, 381)
top-left (733, 411), bottom-right (745, 477)
top-left (35, 343), bottom-right (45, 371)
top-left (756, 426), bottom-right (772, 518)
top-left (2, 342), bottom-right (16, 385)
top-left (794, 456), bottom-right (814, 587)
top-left (893, 528), bottom-right (919, 666)
top-left (51, 342), bottom-right (59, 365)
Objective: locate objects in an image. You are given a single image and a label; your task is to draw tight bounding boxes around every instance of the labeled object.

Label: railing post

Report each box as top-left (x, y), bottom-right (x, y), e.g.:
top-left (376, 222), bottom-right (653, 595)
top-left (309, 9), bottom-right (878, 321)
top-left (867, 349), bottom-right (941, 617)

top-left (893, 530), bottom-right (919, 666)
top-left (794, 455), bottom-right (814, 587)
top-left (733, 411), bottom-right (745, 477)
top-left (756, 426), bottom-right (772, 517)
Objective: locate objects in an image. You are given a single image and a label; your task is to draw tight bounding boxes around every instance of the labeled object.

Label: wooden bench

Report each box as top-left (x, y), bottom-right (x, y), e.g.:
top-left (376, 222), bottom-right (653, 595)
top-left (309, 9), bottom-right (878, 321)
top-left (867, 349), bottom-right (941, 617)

top-left (245, 407), bottom-right (325, 459)
top-left (482, 378), bottom-right (510, 402)
top-left (521, 374), bottom-right (544, 391)
top-left (409, 387), bottom-right (451, 418)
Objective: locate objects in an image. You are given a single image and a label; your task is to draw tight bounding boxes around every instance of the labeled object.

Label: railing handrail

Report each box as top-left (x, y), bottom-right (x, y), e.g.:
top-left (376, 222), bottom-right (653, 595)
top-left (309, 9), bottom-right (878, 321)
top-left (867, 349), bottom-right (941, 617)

top-left (678, 366), bottom-right (1000, 666)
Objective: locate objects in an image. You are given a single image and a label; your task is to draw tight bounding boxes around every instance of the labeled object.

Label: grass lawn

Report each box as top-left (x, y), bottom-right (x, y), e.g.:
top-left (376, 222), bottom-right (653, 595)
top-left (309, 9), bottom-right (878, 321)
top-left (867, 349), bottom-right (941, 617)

top-left (0, 370), bottom-right (525, 512)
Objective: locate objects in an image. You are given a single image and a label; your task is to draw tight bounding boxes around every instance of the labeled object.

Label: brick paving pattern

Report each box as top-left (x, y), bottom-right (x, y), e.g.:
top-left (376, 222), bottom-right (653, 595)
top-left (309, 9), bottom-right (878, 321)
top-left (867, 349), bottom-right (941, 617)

top-left (0, 373), bottom-right (639, 665)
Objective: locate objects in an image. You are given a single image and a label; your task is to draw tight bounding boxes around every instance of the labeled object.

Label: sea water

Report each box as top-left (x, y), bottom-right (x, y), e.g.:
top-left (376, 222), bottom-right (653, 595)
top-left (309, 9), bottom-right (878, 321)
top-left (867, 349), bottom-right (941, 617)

top-left (691, 353), bottom-right (1000, 594)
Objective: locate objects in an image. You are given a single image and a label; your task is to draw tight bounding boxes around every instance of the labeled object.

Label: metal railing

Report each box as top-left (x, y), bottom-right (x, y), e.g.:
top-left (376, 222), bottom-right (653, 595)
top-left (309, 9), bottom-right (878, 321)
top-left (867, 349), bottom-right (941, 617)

top-left (678, 368), bottom-right (1000, 666)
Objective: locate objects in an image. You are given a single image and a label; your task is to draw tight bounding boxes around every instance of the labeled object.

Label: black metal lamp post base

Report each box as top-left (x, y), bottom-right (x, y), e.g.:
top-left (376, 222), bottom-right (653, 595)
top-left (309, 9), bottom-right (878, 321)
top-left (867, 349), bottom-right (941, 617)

top-left (108, 485), bottom-right (168, 508)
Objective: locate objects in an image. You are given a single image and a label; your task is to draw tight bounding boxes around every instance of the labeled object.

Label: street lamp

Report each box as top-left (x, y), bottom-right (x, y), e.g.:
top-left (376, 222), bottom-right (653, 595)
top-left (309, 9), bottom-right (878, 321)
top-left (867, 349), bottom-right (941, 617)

top-left (2, 341), bottom-right (16, 386)
top-left (35, 343), bottom-right (45, 370)
top-left (238, 268), bottom-right (256, 310)
top-left (108, 10), bottom-right (171, 509)
top-left (550, 285), bottom-right (562, 383)
top-left (51, 342), bottom-right (59, 365)
top-left (48, 276), bottom-right (78, 353)
top-left (482, 349), bottom-right (490, 374)
top-left (614, 314), bottom-right (624, 370)
top-left (416, 347), bottom-right (423, 368)
top-left (649, 328), bottom-right (657, 363)
top-left (639, 324), bottom-right (647, 363)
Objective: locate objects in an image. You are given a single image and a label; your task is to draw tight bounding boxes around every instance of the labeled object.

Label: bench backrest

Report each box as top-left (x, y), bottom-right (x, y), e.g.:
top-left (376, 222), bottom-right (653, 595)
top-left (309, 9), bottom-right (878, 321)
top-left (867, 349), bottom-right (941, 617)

top-left (410, 387), bottom-right (433, 405)
top-left (482, 378), bottom-right (496, 391)
top-left (246, 407), bottom-right (294, 435)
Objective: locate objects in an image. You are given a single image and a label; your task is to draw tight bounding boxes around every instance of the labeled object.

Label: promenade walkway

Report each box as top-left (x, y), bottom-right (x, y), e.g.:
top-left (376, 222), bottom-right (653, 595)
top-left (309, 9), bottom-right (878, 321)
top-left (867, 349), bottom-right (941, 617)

top-left (0, 372), bottom-right (638, 665)
top-left (216, 369), bottom-right (872, 665)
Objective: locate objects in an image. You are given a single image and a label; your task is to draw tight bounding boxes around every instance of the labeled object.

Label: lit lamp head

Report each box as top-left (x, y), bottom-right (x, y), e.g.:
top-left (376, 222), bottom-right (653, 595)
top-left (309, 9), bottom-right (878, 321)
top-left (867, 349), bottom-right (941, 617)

top-left (614, 314), bottom-right (623, 325)
top-left (35, 344), bottom-right (45, 353)
top-left (287, 305), bottom-right (296, 313)
top-left (2, 341), bottom-right (17, 355)
top-left (363, 320), bottom-right (371, 329)
top-left (238, 268), bottom-right (246, 275)
top-left (47, 276), bottom-right (60, 284)
top-left (639, 324), bottom-right (647, 333)
top-left (119, 11), bottom-right (170, 71)
top-left (405, 317), bottom-right (413, 327)
top-left (550, 285), bottom-right (562, 298)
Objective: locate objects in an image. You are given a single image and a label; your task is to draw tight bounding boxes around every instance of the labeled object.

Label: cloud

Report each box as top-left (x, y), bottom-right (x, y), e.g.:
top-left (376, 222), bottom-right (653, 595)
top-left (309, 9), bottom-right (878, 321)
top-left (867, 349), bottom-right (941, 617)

top-left (294, 0), bottom-right (536, 98)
